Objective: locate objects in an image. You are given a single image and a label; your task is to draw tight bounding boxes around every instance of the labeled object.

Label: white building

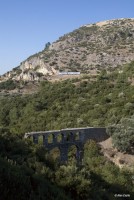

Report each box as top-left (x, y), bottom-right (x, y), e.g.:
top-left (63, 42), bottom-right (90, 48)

top-left (58, 72), bottom-right (80, 75)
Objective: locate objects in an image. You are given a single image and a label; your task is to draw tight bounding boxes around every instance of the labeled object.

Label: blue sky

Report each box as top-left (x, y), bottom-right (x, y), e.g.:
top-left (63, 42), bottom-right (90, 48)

top-left (0, 0), bottom-right (134, 75)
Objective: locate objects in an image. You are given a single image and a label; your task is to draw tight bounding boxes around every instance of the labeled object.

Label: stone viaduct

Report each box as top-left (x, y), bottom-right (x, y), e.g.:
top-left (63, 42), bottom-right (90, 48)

top-left (24, 127), bottom-right (108, 163)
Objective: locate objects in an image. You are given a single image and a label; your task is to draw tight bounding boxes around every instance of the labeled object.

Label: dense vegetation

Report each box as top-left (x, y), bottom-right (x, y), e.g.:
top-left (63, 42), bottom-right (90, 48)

top-left (0, 62), bottom-right (134, 199)
top-left (0, 128), bottom-right (134, 200)
top-left (0, 62), bottom-right (134, 134)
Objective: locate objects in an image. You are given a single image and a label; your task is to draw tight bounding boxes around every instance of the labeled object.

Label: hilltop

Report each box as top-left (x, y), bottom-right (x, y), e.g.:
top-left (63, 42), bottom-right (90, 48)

top-left (0, 18), bottom-right (134, 85)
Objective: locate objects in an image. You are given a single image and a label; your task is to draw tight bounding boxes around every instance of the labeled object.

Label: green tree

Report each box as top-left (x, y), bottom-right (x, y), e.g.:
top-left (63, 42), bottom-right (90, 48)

top-left (106, 116), bottom-right (134, 153)
top-left (44, 42), bottom-right (51, 50)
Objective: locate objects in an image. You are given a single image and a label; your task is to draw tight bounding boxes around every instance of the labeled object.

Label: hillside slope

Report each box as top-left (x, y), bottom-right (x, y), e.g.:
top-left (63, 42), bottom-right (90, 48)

top-left (0, 18), bottom-right (134, 82)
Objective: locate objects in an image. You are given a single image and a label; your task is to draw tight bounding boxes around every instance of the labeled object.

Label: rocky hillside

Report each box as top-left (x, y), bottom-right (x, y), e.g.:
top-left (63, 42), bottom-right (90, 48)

top-left (1, 18), bottom-right (134, 82)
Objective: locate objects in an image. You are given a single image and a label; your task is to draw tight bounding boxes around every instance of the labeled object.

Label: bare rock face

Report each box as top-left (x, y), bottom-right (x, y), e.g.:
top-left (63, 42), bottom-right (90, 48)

top-left (20, 56), bottom-right (56, 75)
top-left (1, 18), bottom-right (134, 82)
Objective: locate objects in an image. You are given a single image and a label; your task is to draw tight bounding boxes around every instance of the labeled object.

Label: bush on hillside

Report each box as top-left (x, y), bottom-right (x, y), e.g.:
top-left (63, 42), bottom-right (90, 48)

top-left (0, 80), bottom-right (17, 90)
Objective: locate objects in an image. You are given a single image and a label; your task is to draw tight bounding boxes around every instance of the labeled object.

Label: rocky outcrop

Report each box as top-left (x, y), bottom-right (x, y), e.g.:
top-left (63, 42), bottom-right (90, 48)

top-left (0, 56), bottom-right (57, 82)
top-left (20, 56), bottom-right (56, 75)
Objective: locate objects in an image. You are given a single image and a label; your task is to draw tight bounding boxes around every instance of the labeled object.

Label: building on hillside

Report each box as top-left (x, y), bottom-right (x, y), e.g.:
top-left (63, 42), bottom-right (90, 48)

top-left (58, 72), bottom-right (80, 75)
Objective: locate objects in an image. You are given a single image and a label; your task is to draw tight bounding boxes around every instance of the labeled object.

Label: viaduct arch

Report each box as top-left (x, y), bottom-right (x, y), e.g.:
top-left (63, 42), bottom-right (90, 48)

top-left (24, 127), bottom-right (108, 163)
